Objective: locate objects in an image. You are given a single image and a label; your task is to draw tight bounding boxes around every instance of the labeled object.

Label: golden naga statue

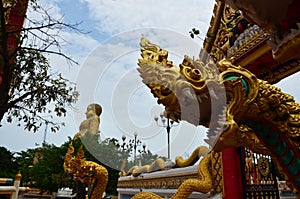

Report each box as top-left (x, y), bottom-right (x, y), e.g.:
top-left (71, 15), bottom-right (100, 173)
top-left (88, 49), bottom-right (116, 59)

top-left (63, 143), bottom-right (108, 199)
top-left (132, 146), bottom-right (212, 199)
top-left (120, 158), bottom-right (166, 177)
top-left (136, 36), bottom-right (300, 196)
top-left (120, 145), bottom-right (210, 179)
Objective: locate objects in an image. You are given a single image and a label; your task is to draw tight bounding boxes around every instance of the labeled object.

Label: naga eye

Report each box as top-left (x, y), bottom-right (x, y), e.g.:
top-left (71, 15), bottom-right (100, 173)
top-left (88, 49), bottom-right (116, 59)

top-left (191, 69), bottom-right (201, 79)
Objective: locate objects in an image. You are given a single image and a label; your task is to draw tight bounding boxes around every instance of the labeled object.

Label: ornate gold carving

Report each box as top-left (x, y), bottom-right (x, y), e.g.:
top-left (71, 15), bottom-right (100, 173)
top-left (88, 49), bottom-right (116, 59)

top-left (120, 145), bottom-right (217, 198)
top-left (175, 146), bottom-right (209, 167)
top-left (228, 31), bottom-right (269, 62)
top-left (257, 157), bottom-right (270, 177)
top-left (2, 0), bottom-right (17, 24)
top-left (225, 0), bottom-right (300, 62)
top-left (120, 158), bottom-right (166, 177)
top-left (262, 59), bottom-right (300, 84)
top-left (137, 36), bottom-right (300, 194)
top-left (202, 0), bottom-right (300, 86)
top-left (118, 174), bottom-right (198, 190)
top-left (131, 154), bottom-right (212, 199)
top-left (202, 1), bottom-right (243, 62)
top-left (211, 150), bottom-right (224, 196)
top-left (63, 144), bottom-right (108, 199)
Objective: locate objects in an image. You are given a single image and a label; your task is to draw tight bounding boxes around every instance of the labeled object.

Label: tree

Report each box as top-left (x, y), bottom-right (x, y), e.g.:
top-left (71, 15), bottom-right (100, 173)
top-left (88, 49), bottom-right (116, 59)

top-left (0, 0), bottom-right (81, 133)
top-left (14, 141), bottom-right (76, 193)
top-left (29, 143), bottom-right (71, 193)
top-left (80, 134), bottom-right (130, 195)
top-left (0, 146), bottom-right (18, 178)
top-left (14, 148), bottom-right (36, 186)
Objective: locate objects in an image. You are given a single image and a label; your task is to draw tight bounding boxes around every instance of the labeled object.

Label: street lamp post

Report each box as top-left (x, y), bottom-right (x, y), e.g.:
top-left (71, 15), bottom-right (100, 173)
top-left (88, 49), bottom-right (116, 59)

top-left (154, 113), bottom-right (178, 160)
top-left (121, 135), bottom-right (127, 151)
top-left (117, 133), bottom-right (144, 163)
top-left (129, 132), bottom-right (142, 162)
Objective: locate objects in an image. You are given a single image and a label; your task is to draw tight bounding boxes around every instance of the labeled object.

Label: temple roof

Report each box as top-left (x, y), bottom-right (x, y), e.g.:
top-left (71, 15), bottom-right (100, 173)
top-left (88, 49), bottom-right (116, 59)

top-left (201, 0), bottom-right (300, 84)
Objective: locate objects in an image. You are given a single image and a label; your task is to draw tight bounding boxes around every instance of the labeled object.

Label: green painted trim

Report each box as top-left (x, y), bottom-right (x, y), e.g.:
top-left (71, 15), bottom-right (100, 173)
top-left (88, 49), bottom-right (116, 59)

top-left (282, 149), bottom-right (295, 165)
top-left (224, 75), bottom-right (249, 97)
top-left (295, 177), bottom-right (300, 187)
top-left (288, 158), bottom-right (300, 176)
top-left (260, 124), bottom-right (271, 137)
top-left (266, 131), bottom-right (279, 146)
top-left (274, 140), bottom-right (287, 156)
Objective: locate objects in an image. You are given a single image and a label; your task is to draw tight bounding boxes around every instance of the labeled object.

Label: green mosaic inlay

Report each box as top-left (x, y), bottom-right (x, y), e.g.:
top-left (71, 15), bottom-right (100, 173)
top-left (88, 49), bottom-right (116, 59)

top-left (224, 75), bottom-right (249, 97)
top-left (260, 124), bottom-right (271, 137)
top-left (282, 149), bottom-right (295, 165)
top-left (253, 121), bottom-right (262, 132)
top-left (266, 131), bottom-right (279, 146)
top-left (295, 177), bottom-right (300, 187)
top-left (288, 158), bottom-right (300, 176)
top-left (274, 140), bottom-right (287, 156)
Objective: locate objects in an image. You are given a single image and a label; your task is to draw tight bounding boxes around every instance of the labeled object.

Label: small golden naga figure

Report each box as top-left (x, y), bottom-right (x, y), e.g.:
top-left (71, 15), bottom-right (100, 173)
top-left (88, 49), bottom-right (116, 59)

top-left (63, 144), bottom-right (108, 199)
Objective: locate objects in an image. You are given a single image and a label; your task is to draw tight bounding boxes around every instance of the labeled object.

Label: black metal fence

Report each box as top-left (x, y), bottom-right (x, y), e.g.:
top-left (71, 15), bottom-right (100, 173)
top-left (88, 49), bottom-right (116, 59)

top-left (241, 147), bottom-right (280, 198)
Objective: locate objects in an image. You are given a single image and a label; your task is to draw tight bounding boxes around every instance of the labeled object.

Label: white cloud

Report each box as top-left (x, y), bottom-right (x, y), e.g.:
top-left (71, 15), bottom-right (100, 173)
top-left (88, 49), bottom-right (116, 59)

top-left (82, 0), bottom-right (215, 38)
top-left (3, 0), bottom-right (299, 165)
top-left (275, 72), bottom-right (300, 102)
top-left (72, 28), bottom-right (208, 160)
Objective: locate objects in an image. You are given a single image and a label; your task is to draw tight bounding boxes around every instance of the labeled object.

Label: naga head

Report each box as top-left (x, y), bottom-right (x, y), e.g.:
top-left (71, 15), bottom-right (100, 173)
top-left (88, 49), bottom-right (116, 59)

top-left (63, 144), bottom-right (93, 183)
top-left (138, 36), bottom-right (259, 151)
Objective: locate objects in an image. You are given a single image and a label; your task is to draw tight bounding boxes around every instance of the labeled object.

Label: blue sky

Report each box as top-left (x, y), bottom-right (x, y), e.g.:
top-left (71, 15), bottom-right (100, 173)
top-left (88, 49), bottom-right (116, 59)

top-left (0, 0), bottom-right (299, 165)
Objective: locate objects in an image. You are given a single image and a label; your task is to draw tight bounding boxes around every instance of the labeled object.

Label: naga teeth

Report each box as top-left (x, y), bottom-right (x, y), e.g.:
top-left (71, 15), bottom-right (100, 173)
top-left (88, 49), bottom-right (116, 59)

top-left (218, 120), bottom-right (227, 126)
top-left (208, 131), bottom-right (216, 136)
top-left (204, 136), bottom-right (217, 147)
top-left (204, 139), bottom-right (211, 145)
top-left (216, 127), bottom-right (223, 132)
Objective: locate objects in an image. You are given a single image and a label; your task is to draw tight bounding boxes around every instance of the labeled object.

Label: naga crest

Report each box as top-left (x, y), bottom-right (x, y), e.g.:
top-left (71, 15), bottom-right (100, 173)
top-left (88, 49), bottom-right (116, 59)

top-left (63, 143), bottom-right (87, 181)
top-left (63, 143), bottom-right (109, 199)
top-left (138, 36), bottom-right (259, 149)
top-left (138, 35), bottom-right (224, 125)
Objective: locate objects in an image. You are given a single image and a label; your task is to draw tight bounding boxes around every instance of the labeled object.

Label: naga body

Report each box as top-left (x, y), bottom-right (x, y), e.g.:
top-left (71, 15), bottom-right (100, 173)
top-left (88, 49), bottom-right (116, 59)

top-left (132, 147), bottom-right (212, 199)
top-left (136, 35), bottom-right (300, 197)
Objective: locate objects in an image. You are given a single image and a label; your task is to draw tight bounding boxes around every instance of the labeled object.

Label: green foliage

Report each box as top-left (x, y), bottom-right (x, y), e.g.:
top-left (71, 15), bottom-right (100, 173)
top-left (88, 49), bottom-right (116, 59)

top-left (0, 0), bottom-right (81, 133)
top-left (6, 48), bottom-right (78, 132)
top-left (189, 27), bottom-right (200, 39)
top-left (22, 143), bottom-right (71, 192)
top-left (0, 146), bottom-right (18, 178)
top-left (10, 139), bottom-right (76, 191)
top-left (0, 135), bottom-right (164, 196)
top-left (14, 148), bottom-right (36, 186)
top-left (135, 150), bottom-right (165, 166)
top-left (82, 134), bottom-right (131, 170)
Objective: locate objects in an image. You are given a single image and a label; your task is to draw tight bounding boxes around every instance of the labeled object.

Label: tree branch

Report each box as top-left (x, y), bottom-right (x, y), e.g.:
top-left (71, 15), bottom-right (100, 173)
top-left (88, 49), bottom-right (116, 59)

top-left (7, 89), bottom-right (38, 108)
top-left (21, 47), bottom-right (79, 65)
